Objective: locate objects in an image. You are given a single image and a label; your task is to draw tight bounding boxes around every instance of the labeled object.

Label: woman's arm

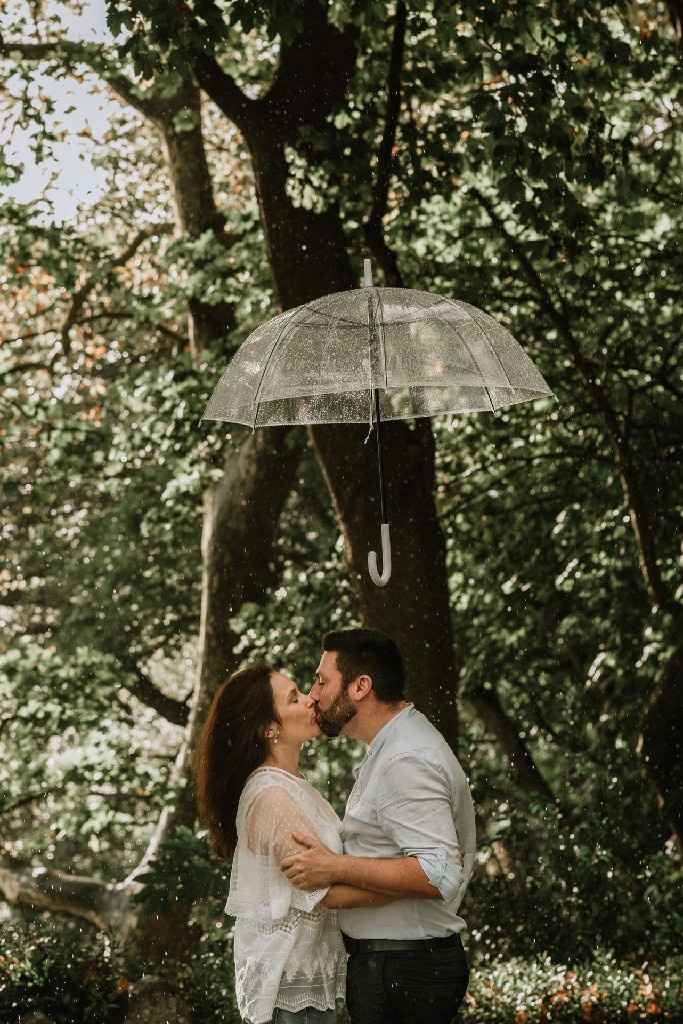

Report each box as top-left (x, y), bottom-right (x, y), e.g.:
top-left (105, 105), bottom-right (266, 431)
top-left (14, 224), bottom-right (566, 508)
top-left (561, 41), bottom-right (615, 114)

top-left (320, 884), bottom-right (402, 909)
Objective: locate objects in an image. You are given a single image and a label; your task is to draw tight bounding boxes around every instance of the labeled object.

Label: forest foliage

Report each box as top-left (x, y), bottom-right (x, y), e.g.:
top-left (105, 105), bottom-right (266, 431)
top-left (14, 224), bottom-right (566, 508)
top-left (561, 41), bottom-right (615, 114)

top-left (1, 0), bottom-right (682, 1019)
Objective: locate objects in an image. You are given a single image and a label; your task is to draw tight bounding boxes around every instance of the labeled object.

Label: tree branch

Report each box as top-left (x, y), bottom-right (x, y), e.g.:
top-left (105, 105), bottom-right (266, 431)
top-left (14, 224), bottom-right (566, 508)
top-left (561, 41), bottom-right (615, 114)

top-left (258, 0), bottom-right (358, 135)
top-left (119, 658), bottom-right (189, 727)
top-left (471, 187), bottom-right (673, 611)
top-left (0, 853), bottom-right (130, 931)
top-left (197, 3), bottom-right (358, 139)
top-left (0, 360), bottom-right (54, 379)
top-left (0, 715), bottom-right (19, 740)
top-left (364, 0), bottom-right (407, 287)
top-left (471, 188), bottom-right (573, 342)
top-left (666, 0), bottom-right (683, 39)
top-left (468, 683), bottom-right (558, 806)
top-left (192, 54), bottom-right (255, 130)
top-left (59, 223), bottom-right (173, 354)
top-left (0, 39), bottom-right (164, 119)
top-left (0, 786), bottom-right (63, 816)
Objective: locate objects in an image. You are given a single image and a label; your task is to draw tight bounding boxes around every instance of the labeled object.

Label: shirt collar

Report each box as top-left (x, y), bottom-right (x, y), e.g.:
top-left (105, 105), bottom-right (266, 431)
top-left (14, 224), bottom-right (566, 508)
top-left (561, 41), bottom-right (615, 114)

top-left (353, 703), bottom-right (414, 776)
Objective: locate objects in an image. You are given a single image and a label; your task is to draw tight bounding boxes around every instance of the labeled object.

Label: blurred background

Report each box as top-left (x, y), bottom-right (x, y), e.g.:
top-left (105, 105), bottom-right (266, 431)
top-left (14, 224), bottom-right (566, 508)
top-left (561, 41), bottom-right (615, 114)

top-left (1, 1), bottom-right (682, 1021)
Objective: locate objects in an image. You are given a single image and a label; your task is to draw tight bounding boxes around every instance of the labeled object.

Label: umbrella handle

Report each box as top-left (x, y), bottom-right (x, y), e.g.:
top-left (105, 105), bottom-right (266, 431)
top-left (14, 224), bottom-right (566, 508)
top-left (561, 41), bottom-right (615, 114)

top-left (368, 523), bottom-right (392, 587)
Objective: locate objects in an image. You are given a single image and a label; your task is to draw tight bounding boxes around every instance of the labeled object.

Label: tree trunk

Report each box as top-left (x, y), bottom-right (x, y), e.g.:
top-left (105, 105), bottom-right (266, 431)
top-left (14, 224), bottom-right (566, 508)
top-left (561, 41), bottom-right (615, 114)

top-left (153, 77), bottom-right (235, 353)
top-left (122, 86), bottom-right (306, 966)
top-left (246, 132), bottom-right (459, 747)
top-left (614, 445), bottom-right (683, 850)
top-left (467, 684), bottom-right (557, 806)
top-left (311, 419), bottom-right (458, 745)
top-left (639, 622), bottom-right (683, 849)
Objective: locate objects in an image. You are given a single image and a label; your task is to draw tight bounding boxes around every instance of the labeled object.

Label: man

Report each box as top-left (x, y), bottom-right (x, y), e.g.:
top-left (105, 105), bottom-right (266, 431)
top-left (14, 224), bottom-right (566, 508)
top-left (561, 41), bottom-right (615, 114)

top-left (281, 628), bottom-right (476, 1024)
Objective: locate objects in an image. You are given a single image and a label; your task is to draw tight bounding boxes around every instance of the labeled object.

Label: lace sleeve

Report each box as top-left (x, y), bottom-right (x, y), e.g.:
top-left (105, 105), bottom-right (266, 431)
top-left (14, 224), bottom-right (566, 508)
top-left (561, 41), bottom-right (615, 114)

top-left (245, 785), bottom-right (330, 917)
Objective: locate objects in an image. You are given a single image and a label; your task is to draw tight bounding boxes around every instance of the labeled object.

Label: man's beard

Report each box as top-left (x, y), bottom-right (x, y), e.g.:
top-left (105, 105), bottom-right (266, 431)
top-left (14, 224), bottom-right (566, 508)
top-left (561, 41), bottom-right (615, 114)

top-left (316, 688), bottom-right (357, 737)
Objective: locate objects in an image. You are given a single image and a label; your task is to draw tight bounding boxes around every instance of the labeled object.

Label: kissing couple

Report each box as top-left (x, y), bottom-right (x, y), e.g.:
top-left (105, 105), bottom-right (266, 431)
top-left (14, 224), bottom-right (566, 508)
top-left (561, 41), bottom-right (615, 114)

top-left (196, 628), bottom-right (476, 1024)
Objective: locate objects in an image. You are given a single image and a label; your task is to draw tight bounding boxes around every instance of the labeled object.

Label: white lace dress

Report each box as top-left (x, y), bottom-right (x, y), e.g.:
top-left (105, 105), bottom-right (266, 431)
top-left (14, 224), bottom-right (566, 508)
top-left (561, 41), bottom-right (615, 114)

top-left (225, 767), bottom-right (347, 1024)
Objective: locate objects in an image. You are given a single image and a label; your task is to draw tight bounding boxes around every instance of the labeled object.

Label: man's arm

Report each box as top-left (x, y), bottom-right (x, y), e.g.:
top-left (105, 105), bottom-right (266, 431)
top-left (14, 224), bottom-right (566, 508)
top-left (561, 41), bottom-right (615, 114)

top-left (321, 884), bottom-right (403, 909)
top-left (332, 850), bottom-right (441, 898)
top-left (282, 833), bottom-right (441, 898)
top-left (283, 751), bottom-right (467, 902)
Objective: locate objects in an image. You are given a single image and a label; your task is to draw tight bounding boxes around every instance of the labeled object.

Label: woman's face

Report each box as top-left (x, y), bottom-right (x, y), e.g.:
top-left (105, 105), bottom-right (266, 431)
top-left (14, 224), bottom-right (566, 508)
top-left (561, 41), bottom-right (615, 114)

top-left (269, 672), bottom-right (320, 747)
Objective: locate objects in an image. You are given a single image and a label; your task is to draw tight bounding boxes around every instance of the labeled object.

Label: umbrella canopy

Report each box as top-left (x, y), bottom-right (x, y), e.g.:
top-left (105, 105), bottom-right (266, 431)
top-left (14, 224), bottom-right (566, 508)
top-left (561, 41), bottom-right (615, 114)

top-left (203, 262), bottom-right (553, 586)
top-left (203, 282), bottom-right (553, 429)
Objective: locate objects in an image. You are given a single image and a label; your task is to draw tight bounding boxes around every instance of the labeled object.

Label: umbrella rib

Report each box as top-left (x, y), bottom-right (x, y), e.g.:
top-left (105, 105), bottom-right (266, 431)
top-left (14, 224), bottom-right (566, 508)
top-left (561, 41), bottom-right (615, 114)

top-left (251, 307), bottom-right (308, 427)
top-left (306, 291), bottom-right (447, 326)
top-left (376, 289), bottom-right (389, 391)
top-left (299, 299), bottom-right (366, 327)
top-left (445, 298), bottom-right (516, 388)
top-left (432, 312), bottom-right (503, 412)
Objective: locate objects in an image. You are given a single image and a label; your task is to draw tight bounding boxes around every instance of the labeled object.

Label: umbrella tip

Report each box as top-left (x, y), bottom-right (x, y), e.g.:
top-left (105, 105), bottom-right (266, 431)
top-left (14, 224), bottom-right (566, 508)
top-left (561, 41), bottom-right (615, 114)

top-left (363, 258), bottom-right (373, 288)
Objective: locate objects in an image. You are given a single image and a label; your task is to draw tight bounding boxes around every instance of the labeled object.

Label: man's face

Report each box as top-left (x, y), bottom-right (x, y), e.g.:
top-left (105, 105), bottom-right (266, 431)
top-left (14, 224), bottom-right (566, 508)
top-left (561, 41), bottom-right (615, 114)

top-left (309, 650), bottom-right (357, 737)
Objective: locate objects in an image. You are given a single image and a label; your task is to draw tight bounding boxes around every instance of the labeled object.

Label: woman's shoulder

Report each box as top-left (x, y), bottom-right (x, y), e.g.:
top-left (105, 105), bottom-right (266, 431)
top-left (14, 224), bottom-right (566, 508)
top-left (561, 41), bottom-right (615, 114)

top-left (239, 768), bottom-right (333, 816)
top-left (244, 766), bottom-right (305, 792)
top-left (238, 767), bottom-right (303, 810)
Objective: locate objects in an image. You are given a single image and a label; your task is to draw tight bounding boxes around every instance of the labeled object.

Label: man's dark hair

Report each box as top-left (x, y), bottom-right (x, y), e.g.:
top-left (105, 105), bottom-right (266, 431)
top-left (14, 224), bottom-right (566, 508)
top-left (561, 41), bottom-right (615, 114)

top-left (322, 628), bottom-right (405, 703)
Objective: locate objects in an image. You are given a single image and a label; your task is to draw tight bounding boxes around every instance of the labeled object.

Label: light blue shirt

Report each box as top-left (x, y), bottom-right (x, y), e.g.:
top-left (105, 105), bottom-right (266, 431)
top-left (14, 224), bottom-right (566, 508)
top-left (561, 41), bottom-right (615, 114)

top-left (338, 705), bottom-right (476, 940)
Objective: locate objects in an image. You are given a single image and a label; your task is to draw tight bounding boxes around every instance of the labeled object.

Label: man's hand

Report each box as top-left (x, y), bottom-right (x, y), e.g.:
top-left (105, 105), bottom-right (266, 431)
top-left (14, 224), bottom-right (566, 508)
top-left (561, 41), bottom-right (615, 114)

top-left (280, 832), bottom-right (341, 890)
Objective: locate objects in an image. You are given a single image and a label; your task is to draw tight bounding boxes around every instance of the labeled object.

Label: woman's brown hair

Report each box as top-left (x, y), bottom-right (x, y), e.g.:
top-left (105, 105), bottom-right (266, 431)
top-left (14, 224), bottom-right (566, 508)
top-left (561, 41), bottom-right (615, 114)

top-left (195, 663), bottom-right (278, 858)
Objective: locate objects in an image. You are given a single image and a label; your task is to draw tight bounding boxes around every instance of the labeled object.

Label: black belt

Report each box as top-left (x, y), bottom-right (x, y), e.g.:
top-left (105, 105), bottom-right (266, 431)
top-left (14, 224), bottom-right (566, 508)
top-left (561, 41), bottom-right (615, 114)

top-left (342, 932), bottom-right (462, 954)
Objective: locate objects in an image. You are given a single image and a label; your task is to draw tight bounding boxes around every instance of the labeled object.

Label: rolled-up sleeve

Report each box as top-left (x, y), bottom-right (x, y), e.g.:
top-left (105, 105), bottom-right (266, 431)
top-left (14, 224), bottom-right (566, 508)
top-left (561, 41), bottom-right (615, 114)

top-left (376, 751), bottom-right (465, 901)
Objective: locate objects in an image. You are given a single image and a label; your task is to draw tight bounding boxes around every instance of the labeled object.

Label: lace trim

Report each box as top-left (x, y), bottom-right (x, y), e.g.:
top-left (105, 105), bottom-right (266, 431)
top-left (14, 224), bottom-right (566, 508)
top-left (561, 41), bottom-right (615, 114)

top-left (281, 958), bottom-right (346, 985)
top-left (235, 913), bottom-right (339, 937)
top-left (236, 965), bottom-right (345, 1022)
top-left (236, 953), bottom-right (346, 988)
top-left (275, 983), bottom-right (345, 1013)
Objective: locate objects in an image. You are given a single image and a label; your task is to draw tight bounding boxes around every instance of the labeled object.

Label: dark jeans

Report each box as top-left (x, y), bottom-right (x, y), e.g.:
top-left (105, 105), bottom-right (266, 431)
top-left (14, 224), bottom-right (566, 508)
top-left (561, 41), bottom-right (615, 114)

top-left (346, 937), bottom-right (469, 1024)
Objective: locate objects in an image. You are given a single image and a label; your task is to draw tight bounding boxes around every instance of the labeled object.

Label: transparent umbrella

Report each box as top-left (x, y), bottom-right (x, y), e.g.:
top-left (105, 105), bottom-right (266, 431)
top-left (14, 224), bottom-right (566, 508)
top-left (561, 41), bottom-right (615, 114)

top-left (203, 260), bottom-right (553, 587)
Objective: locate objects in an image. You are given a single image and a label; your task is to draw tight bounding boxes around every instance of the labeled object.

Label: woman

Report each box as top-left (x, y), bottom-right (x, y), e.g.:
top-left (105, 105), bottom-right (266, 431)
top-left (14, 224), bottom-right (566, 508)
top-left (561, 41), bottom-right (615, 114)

top-left (195, 663), bottom-right (395, 1024)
